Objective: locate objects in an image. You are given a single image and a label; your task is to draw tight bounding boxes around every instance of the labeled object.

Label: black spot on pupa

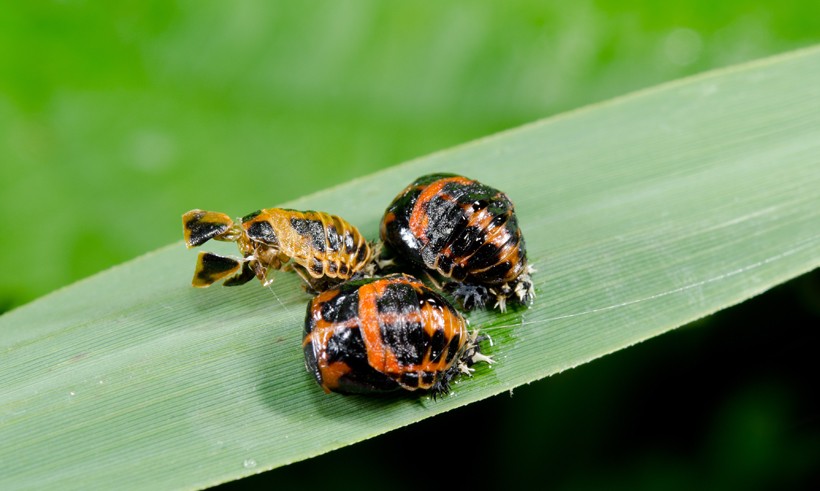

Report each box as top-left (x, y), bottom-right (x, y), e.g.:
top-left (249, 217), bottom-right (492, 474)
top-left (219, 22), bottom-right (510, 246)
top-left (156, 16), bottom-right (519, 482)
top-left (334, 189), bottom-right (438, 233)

top-left (444, 332), bottom-right (461, 363)
top-left (381, 319), bottom-right (428, 365)
top-left (400, 372), bottom-right (420, 388)
top-left (303, 340), bottom-right (322, 385)
top-left (377, 283), bottom-right (418, 315)
top-left (326, 326), bottom-right (367, 364)
top-left (470, 260), bottom-right (513, 284)
top-left (320, 289), bottom-right (359, 323)
top-left (304, 301), bottom-right (318, 336)
top-left (436, 255), bottom-right (454, 276)
top-left (464, 242), bottom-right (501, 272)
top-left (421, 372), bottom-right (435, 386)
top-left (451, 226), bottom-right (486, 259)
top-left (429, 329), bottom-right (448, 362)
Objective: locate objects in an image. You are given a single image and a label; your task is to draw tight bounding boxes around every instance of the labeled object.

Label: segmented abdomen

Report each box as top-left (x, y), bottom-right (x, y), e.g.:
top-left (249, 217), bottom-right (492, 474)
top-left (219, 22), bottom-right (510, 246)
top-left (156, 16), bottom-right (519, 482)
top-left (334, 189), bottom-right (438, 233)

top-left (381, 174), bottom-right (528, 285)
top-left (303, 274), bottom-right (468, 393)
top-left (257, 209), bottom-right (372, 280)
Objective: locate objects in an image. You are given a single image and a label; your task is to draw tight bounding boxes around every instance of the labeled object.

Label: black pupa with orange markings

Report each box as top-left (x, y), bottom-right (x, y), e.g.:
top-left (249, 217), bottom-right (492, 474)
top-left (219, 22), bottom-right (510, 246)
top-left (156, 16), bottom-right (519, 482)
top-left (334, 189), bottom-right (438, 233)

top-left (380, 173), bottom-right (534, 311)
top-left (302, 274), bottom-right (490, 395)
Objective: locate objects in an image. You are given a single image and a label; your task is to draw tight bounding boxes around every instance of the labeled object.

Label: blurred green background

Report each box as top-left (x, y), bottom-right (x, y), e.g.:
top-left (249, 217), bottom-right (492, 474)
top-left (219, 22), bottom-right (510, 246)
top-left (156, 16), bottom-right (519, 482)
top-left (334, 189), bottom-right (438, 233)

top-left (4, 0), bottom-right (820, 310)
top-left (1, 1), bottom-right (817, 489)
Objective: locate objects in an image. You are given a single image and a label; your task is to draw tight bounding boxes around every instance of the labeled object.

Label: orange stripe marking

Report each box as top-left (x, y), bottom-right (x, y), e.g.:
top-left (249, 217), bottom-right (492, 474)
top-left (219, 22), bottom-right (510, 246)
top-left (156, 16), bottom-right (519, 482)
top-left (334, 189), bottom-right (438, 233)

top-left (409, 176), bottom-right (473, 243)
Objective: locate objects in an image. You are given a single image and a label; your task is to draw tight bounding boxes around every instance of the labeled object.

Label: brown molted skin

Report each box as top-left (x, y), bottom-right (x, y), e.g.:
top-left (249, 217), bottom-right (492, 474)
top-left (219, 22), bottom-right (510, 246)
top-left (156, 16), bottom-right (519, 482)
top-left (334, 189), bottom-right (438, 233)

top-left (182, 207), bottom-right (372, 291)
top-left (241, 209), bottom-right (372, 285)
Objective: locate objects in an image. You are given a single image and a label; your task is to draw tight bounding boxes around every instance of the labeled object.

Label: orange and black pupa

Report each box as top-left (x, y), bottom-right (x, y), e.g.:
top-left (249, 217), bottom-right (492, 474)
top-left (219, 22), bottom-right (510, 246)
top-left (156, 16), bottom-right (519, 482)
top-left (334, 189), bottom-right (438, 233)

top-left (380, 173), bottom-right (534, 312)
top-left (182, 208), bottom-right (374, 292)
top-left (303, 274), bottom-right (491, 395)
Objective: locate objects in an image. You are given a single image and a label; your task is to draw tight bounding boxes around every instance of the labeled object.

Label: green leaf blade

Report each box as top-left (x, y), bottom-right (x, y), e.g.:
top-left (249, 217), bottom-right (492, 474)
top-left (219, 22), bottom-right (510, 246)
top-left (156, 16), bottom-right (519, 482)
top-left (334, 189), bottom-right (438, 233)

top-left (2, 47), bottom-right (819, 490)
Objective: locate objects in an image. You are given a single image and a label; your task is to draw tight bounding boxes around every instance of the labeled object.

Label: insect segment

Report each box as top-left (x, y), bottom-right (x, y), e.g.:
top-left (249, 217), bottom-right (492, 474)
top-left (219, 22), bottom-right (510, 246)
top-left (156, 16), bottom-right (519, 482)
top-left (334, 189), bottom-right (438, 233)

top-left (182, 208), bottom-right (374, 292)
top-left (379, 173), bottom-right (534, 312)
top-left (303, 274), bottom-right (491, 395)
